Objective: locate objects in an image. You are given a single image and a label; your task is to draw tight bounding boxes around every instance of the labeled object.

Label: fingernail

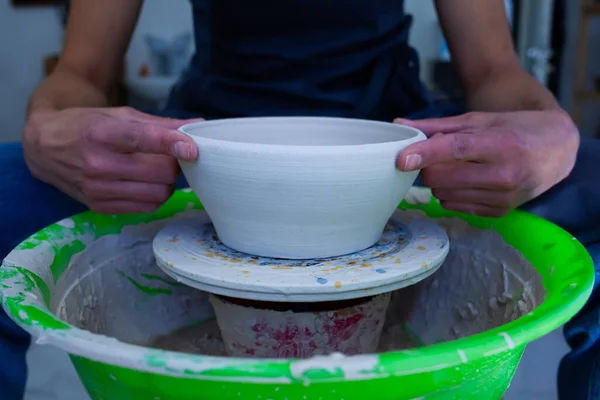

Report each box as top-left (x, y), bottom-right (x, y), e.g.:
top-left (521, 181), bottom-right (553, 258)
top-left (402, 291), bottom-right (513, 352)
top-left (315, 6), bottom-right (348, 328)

top-left (404, 154), bottom-right (423, 171)
top-left (394, 118), bottom-right (409, 124)
top-left (173, 141), bottom-right (191, 160)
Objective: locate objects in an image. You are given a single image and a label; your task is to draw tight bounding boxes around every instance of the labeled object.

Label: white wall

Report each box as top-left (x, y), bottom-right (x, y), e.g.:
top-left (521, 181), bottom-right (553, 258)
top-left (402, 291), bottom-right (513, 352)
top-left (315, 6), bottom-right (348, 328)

top-left (0, 1), bottom-right (63, 143)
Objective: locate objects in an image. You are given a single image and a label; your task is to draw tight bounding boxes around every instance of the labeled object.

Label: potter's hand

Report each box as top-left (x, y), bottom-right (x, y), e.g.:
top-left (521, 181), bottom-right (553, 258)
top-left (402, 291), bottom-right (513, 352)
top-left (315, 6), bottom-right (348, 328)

top-left (395, 110), bottom-right (579, 217)
top-left (23, 106), bottom-right (200, 214)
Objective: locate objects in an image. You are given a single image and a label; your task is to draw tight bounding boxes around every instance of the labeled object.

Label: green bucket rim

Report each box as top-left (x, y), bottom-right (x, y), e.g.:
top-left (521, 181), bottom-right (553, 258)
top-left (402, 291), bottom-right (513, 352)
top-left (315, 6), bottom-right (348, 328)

top-left (0, 188), bottom-right (594, 384)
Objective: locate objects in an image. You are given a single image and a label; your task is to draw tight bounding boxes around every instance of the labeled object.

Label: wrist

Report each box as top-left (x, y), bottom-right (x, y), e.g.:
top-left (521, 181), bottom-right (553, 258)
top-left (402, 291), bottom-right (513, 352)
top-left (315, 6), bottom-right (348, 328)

top-left (22, 107), bottom-right (63, 150)
top-left (26, 102), bottom-right (59, 120)
top-left (26, 69), bottom-right (109, 119)
top-left (466, 67), bottom-right (561, 113)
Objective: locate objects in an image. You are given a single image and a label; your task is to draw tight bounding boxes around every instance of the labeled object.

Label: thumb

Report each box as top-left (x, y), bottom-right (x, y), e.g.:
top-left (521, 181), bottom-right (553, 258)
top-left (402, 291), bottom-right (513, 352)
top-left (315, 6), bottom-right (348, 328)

top-left (104, 119), bottom-right (199, 161)
top-left (394, 112), bottom-right (494, 136)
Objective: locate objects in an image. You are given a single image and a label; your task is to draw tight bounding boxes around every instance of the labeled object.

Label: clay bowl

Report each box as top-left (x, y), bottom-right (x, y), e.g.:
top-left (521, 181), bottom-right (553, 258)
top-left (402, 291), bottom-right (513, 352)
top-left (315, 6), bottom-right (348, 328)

top-left (178, 117), bottom-right (426, 259)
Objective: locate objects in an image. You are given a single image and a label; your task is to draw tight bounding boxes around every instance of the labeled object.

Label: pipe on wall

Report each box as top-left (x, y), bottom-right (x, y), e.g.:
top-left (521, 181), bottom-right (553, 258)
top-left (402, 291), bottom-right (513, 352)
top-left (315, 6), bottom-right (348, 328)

top-left (517, 0), bottom-right (556, 86)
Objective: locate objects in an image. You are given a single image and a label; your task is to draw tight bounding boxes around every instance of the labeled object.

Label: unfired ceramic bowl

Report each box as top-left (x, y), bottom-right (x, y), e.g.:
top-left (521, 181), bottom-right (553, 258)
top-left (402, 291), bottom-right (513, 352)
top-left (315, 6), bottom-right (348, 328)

top-left (178, 117), bottom-right (426, 259)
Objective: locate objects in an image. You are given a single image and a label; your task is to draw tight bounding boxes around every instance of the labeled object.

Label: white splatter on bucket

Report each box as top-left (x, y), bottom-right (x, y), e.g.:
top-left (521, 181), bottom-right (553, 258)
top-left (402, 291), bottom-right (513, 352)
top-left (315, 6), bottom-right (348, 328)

top-left (209, 293), bottom-right (392, 358)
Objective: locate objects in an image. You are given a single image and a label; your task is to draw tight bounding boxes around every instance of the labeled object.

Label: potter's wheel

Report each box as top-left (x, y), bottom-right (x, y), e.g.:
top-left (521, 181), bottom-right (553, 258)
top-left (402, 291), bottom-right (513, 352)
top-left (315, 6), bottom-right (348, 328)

top-left (153, 210), bottom-right (449, 302)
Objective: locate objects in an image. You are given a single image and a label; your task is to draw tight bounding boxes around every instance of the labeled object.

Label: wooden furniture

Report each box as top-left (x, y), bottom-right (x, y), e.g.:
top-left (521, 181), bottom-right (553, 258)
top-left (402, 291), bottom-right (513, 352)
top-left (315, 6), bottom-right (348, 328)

top-left (572, 0), bottom-right (600, 131)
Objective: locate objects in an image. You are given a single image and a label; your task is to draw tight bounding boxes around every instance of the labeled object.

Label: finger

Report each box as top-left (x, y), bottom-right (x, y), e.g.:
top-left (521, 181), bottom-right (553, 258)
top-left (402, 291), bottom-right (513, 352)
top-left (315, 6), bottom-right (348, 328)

top-left (89, 200), bottom-right (162, 215)
top-left (421, 162), bottom-right (519, 191)
top-left (432, 188), bottom-right (517, 208)
top-left (394, 112), bottom-right (495, 136)
top-left (82, 179), bottom-right (174, 204)
top-left (83, 152), bottom-right (180, 184)
top-left (397, 133), bottom-right (499, 171)
top-left (439, 201), bottom-right (508, 218)
top-left (114, 107), bottom-right (205, 129)
top-left (88, 119), bottom-right (198, 161)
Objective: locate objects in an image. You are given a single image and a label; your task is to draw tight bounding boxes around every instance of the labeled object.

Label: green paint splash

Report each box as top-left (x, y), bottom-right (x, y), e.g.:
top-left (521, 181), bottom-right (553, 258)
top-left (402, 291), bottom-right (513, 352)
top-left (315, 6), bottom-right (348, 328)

top-left (140, 273), bottom-right (185, 287)
top-left (117, 271), bottom-right (173, 296)
top-left (0, 266), bottom-right (51, 307)
top-left (51, 240), bottom-right (86, 283)
top-left (0, 267), bottom-right (69, 330)
top-left (18, 267), bottom-right (51, 307)
top-left (8, 302), bottom-right (70, 330)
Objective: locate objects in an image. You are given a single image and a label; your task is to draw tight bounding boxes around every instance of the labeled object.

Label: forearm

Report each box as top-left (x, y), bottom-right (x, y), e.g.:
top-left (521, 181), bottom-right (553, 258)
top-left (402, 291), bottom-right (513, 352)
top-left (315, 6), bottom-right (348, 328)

top-left (27, 67), bottom-right (109, 117)
top-left (27, 0), bottom-right (141, 117)
top-left (464, 65), bottom-right (562, 113)
top-left (435, 0), bottom-right (562, 114)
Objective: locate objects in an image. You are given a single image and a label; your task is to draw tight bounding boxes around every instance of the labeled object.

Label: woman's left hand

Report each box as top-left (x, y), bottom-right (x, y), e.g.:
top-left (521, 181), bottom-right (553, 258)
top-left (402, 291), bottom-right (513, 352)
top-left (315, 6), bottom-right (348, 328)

top-left (395, 110), bottom-right (580, 217)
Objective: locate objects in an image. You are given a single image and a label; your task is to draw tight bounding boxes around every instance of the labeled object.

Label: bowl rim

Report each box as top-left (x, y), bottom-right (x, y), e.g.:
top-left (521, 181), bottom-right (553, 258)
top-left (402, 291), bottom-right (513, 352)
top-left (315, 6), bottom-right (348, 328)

top-left (0, 188), bottom-right (594, 384)
top-left (178, 116), bottom-right (427, 153)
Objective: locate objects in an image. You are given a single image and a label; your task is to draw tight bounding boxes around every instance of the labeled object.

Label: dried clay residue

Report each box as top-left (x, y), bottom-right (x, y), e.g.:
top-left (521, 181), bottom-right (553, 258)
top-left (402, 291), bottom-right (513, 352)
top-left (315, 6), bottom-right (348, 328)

top-left (379, 211), bottom-right (545, 349)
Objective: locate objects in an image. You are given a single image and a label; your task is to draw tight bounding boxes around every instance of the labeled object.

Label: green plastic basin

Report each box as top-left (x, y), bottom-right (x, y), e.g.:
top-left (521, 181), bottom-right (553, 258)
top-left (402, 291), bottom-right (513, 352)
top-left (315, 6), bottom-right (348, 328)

top-left (0, 189), bottom-right (594, 400)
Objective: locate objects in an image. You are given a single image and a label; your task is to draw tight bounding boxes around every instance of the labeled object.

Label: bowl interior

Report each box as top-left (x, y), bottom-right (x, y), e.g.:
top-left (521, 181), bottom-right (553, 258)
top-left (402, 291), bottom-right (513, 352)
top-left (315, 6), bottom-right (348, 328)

top-left (180, 117), bottom-right (421, 146)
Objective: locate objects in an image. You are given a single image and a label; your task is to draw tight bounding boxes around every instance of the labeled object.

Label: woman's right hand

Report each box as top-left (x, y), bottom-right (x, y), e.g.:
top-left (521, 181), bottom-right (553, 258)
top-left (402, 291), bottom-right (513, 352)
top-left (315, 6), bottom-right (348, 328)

top-left (23, 106), bottom-right (201, 214)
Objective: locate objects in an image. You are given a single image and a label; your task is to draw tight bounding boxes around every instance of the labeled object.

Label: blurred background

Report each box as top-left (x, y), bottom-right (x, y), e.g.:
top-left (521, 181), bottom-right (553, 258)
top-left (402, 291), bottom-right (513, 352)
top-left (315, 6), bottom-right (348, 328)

top-left (1, 1), bottom-right (598, 399)
top-left (2, 0), bottom-right (600, 143)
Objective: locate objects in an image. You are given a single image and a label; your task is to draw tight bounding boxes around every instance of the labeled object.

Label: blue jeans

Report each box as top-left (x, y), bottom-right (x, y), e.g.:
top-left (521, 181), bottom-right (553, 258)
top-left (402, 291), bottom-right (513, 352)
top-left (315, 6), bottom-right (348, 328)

top-left (1, 136), bottom-right (599, 400)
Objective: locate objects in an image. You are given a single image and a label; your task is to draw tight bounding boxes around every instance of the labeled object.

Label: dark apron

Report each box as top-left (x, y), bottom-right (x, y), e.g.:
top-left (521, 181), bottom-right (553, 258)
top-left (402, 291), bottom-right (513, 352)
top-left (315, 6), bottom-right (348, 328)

top-left (166, 0), bottom-right (430, 121)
